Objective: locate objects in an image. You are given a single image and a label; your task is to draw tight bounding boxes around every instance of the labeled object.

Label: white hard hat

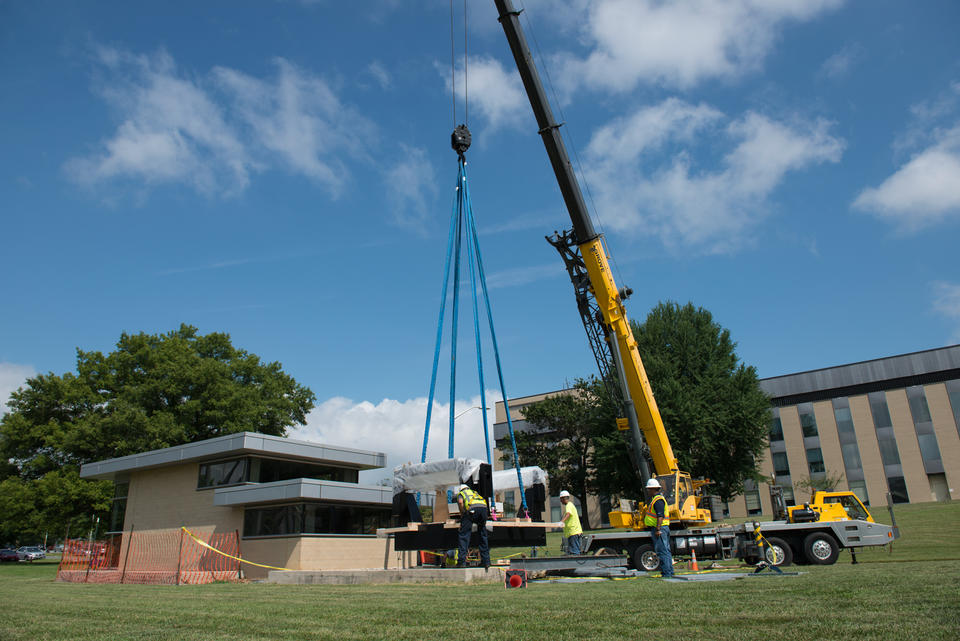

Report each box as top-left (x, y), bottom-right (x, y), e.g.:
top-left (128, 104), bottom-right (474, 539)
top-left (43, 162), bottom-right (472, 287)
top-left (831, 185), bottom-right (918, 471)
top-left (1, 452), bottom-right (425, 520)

top-left (645, 478), bottom-right (661, 489)
top-left (559, 490), bottom-right (571, 498)
top-left (457, 484), bottom-right (469, 492)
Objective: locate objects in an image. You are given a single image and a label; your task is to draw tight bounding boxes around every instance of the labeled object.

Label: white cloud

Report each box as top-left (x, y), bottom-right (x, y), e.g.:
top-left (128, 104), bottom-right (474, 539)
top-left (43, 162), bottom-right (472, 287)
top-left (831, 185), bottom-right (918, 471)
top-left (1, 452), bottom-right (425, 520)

top-left (440, 56), bottom-right (527, 132)
top-left (0, 362), bottom-right (36, 415)
top-left (557, 0), bottom-right (844, 92)
top-left (383, 144), bottom-right (437, 230)
top-left (66, 47), bottom-right (378, 200)
top-left (65, 48), bottom-right (252, 196)
top-left (818, 43), bottom-right (865, 80)
top-left (932, 282), bottom-right (960, 343)
top-left (853, 125), bottom-right (960, 230)
top-left (288, 394), bottom-right (499, 484)
top-left (365, 60), bottom-right (392, 90)
top-left (214, 59), bottom-right (375, 196)
top-left (584, 101), bottom-right (844, 252)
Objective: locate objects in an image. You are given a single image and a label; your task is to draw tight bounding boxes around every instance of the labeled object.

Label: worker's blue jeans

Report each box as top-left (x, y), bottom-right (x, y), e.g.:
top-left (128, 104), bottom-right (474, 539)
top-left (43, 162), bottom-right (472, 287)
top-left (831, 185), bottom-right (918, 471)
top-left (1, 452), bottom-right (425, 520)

top-left (566, 534), bottom-right (581, 555)
top-left (457, 507), bottom-right (490, 567)
top-left (653, 526), bottom-right (674, 577)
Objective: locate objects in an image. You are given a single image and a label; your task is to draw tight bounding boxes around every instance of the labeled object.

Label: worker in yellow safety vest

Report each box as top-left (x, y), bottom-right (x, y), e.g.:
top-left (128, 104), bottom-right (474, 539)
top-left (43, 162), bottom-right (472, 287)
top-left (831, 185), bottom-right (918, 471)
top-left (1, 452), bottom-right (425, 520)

top-left (643, 478), bottom-right (674, 578)
top-left (558, 490), bottom-right (583, 554)
top-left (456, 484), bottom-right (490, 569)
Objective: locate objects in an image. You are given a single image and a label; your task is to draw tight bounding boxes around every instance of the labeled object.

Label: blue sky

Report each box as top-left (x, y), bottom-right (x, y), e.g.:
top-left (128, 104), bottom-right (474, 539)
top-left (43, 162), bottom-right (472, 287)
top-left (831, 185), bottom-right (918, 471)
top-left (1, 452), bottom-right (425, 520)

top-left (2, 0), bottom-right (959, 477)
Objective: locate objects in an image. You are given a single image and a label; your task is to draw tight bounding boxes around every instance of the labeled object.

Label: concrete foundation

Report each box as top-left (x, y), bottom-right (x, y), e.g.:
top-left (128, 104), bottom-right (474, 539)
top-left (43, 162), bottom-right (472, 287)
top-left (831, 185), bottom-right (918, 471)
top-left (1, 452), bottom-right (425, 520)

top-left (267, 567), bottom-right (503, 585)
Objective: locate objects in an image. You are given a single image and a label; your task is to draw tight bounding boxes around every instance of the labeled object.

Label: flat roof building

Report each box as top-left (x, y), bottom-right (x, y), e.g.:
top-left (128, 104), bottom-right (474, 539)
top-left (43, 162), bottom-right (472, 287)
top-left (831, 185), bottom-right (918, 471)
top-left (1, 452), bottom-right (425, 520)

top-left (495, 344), bottom-right (960, 523)
top-left (80, 432), bottom-right (400, 579)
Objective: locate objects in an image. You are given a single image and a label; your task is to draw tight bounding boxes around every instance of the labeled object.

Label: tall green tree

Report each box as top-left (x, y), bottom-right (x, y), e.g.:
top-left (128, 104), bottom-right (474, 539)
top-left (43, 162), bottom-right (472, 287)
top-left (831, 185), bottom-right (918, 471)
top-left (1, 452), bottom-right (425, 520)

top-left (625, 301), bottom-right (771, 502)
top-left (500, 378), bottom-right (613, 530)
top-left (0, 324), bottom-right (315, 543)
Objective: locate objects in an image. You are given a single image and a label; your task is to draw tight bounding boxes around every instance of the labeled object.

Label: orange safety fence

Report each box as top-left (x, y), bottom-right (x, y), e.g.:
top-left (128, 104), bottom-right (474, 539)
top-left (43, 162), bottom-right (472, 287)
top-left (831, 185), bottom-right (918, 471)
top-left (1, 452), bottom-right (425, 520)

top-left (56, 528), bottom-right (241, 585)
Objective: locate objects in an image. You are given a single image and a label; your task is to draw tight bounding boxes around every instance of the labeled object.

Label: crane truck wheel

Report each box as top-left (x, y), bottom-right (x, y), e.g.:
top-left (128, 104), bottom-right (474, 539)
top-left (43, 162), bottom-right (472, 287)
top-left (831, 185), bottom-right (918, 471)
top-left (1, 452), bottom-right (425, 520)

top-left (763, 537), bottom-right (793, 567)
top-left (631, 544), bottom-right (661, 572)
top-left (802, 532), bottom-right (840, 565)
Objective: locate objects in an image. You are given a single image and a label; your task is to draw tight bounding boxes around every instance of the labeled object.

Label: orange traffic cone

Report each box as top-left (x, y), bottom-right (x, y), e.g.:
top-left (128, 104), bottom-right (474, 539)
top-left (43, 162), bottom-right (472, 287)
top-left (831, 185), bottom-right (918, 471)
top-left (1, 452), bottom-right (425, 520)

top-left (690, 549), bottom-right (699, 572)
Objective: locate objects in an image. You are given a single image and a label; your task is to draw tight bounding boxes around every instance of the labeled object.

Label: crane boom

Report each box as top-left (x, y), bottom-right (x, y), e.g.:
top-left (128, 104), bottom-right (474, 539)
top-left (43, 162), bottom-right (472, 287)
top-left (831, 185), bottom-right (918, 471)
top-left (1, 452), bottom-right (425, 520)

top-left (493, 0), bottom-right (678, 476)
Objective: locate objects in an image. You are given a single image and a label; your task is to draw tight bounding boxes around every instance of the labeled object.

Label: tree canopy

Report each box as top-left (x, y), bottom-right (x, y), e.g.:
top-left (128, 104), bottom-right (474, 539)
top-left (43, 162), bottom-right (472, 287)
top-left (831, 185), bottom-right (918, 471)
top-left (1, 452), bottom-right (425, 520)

top-left (505, 378), bottom-right (617, 530)
top-left (629, 301), bottom-right (770, 501)
top-left (0, 324), bottom-right (315, 544)
top-left (507, 301), bottom-right (770, 516)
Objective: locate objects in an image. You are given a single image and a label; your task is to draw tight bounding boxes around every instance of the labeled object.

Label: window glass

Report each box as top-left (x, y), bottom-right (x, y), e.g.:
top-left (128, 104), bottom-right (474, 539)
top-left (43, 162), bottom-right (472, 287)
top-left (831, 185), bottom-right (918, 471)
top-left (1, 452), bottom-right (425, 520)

top-left (503, 491), bottom-right (516, 517)
top-left (107, 482), bottom-right (129, 533)
top-left (907, 387), bottom-right (932, 424)
top-left (244, 503), bottom-right (391, 537)
top-left (769, 416), bottom-right (784, 442)
top-left (834, 406), bottom-right (855, 435)
top-left (744, 490), bottom-right (762, 515)
top-left (848, 480), bottom-right (869, 506)
top-left (946, 381), bottom-right (960, 439)
top-left (798, 404), bottom-right (818, 437)
top-left (840, 443), bottom-right (862, 471)
top-left (772, 452), bottom-right (790, 477)
top-left (254, 458), bottom-right (359, 484)
top-left (806, 447), bottom-right (825, 474)
top-left (887, 477), bottom-right (909, 504)
top-left (869, 393), bottom-right (893, 428)
top-left (779, 485), bottom-right (795, 506)
top-left (198, 458), bottom-right (248, 488)
top-left (917, 433), bottom-right (942, 463)
top-left (877, 437), bottom-right (901, 466)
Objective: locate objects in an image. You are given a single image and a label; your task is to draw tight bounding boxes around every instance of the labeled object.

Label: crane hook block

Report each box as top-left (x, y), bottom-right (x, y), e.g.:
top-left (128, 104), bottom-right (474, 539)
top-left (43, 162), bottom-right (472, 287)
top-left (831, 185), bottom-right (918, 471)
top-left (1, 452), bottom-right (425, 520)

top-left (451, 124), bottom-right (472, 156)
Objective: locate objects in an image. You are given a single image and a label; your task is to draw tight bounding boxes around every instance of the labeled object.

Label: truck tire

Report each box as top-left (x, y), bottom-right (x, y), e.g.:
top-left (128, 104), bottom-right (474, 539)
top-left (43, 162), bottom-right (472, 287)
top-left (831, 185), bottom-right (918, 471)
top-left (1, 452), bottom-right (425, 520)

top-left (763, 537), bottom-right (793, 567)
top-left (802, 532), bottom-right (840, 565)
top-left (632, 544), bottom-right (661, 572)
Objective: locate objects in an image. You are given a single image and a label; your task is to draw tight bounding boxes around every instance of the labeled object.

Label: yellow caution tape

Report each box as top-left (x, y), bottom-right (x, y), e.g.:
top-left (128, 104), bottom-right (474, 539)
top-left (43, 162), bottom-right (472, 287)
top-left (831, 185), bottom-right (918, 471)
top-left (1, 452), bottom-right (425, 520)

top-left (180, 527), bottom-right (292, 571)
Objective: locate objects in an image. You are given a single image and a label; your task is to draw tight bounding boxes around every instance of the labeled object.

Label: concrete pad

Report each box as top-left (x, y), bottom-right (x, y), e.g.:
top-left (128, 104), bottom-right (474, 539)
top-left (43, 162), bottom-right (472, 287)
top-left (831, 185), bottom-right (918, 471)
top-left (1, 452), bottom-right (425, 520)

top-left (267, 567), bottom-right (503, 585)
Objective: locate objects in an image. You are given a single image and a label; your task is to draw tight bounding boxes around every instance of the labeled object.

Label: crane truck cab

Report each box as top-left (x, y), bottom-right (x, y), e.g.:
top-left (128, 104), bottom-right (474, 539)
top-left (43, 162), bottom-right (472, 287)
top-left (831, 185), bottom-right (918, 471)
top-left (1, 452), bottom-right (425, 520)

top-left (788, 491), bottom-right (874, 523)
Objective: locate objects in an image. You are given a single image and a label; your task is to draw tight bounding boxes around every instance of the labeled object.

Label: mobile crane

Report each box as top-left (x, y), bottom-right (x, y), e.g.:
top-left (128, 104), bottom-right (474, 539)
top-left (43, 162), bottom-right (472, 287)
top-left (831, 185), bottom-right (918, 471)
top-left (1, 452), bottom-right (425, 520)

top-left (493, 0), bottom-right (898, 567)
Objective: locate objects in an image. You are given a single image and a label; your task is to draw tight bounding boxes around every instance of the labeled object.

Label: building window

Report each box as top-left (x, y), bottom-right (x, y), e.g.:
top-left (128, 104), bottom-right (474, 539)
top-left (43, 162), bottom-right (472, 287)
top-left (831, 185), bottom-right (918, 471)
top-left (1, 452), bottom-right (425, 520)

top-left (199, 457), bottom-right (360, 489)
top-left (798, 403), bottom-right (818, 437)
top-left (946, 380), bottom-right (960, 439)
top-left (551, 505), bottom-right (562, 522)
top-left (806, 447), bottom-right (825, 475)
top-left (198, 458), bottom-right (248, 488)
top-left (877, 438), bottom-right (902, 467)
top-left (772, 452), bottom-right (791, 477)
top-left (848, 480), bottom-right (869, 506)
top-left (243, 502), bottom-right (392, 537)
top-left (744, 490), bottom-right (763, 515)
top-left (906, 386), bottom-right (932, 423)
top-left (779, 485), bottom-right (796, 507)
top-left (252, 458), bottom-right (359, 484)
top-left (107, 481), bottom-right (129, 533)
top-left (840, 443), bottom-right (862, 471)
top-left (834, 406), bottom-right (855, 435)
top-left (502, 491), bottom-right (516, 517)
top-left (917, 433), bottom-right (942, 463)
top-left (769, 414), bottom-right (784, 442)
top-left (887, 477), bottom-right (909, 504)
top-left (868, 392), bottom-right (893, 429)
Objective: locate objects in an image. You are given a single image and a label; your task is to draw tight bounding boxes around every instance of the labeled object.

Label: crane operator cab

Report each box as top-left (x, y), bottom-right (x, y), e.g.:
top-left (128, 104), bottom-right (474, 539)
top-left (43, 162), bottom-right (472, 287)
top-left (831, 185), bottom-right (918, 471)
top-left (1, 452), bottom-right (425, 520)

top-left (609, 471), bottom-right (713, 530)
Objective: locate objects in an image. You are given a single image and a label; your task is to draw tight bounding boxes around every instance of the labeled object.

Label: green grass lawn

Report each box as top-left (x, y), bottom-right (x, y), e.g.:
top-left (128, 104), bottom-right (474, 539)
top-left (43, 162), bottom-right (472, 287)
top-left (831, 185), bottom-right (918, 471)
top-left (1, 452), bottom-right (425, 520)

top-left (2, 502), bottom-right (958, 641)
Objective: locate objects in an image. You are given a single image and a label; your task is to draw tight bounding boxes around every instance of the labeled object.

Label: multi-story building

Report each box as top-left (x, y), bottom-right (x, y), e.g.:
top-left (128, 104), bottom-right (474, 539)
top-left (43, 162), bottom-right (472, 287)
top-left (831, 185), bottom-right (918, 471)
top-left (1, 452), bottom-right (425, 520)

top-left (495, 344), bottom-right (960, 523)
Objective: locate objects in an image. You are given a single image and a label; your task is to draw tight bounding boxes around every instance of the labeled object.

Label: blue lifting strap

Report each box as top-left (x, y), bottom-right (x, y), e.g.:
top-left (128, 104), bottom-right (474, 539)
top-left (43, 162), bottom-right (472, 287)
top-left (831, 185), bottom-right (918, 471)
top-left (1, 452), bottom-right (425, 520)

top-left (420, 157), bottom-right (528, 512)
